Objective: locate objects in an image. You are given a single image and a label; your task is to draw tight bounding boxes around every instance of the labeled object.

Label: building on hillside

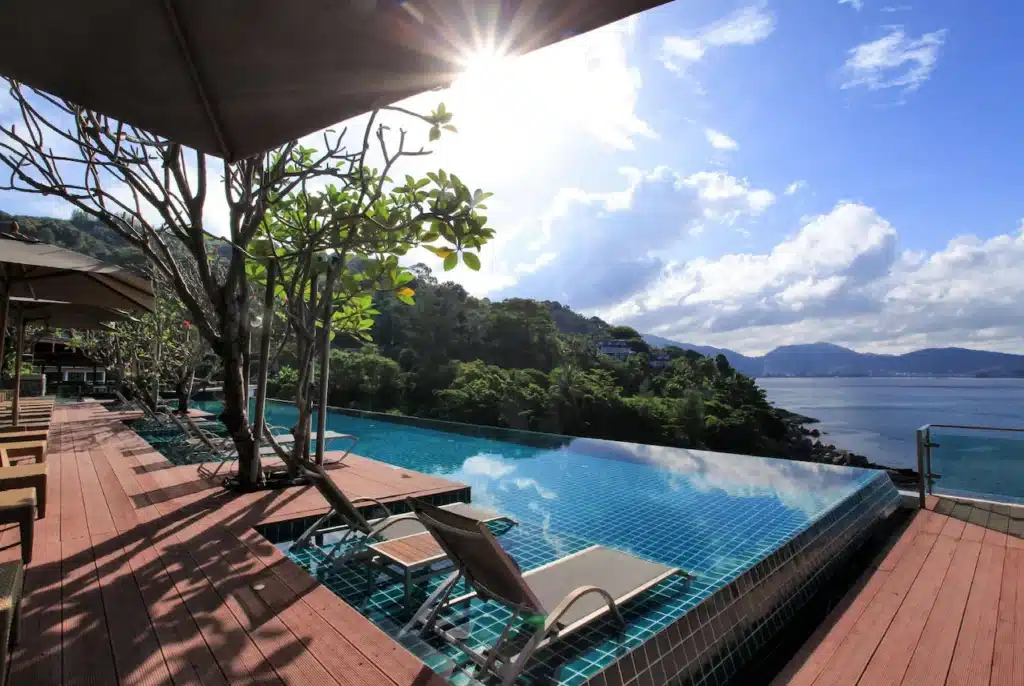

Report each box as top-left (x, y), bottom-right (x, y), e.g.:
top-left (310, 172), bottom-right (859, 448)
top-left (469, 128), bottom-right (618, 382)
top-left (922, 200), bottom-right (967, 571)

top-left (596, 339), bottom-right (633, 362)
top-left (31, 336), bottom-right (112, 395)
top-left (649, 352), bottom-right (672, 370)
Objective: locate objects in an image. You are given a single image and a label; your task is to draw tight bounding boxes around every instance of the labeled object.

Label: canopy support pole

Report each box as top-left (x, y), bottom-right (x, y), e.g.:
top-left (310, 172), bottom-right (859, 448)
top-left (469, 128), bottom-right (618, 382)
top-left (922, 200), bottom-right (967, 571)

top-left (0, 290), bottom-right (8, 384)
top-left (314, 266), bottom-right (337, 466)
top-left (251, 261), bottom-right (276, 470)
top-left (11, 309), bottom-right (25, 427)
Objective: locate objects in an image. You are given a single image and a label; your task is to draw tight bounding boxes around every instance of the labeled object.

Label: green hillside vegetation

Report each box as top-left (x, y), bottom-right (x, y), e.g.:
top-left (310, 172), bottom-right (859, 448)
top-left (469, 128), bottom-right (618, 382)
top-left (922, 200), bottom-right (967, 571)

top-left (3, 209), bottom-right (791, 458)
top-left (271, 265), bottom-right (791, 457)
top-left (0, 209), bottom-right (148, 271)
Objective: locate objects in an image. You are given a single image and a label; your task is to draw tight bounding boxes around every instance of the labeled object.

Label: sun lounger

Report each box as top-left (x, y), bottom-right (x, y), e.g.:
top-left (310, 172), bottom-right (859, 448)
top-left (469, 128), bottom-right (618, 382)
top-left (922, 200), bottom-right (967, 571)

top-left (0, 442), bottom-right (46, 466)
top-left (0, 432), bottom-right (47, 446)
top-left (402, 499), bottom-right (694, 686)
top-left (0, 464), bottom-right (47, 518)
top-left (291, 464), bottom-right (515, 580)
top-left (0, 560), bottom-right (23, 686)
top-left (0, 490), bottom-right (35, 564)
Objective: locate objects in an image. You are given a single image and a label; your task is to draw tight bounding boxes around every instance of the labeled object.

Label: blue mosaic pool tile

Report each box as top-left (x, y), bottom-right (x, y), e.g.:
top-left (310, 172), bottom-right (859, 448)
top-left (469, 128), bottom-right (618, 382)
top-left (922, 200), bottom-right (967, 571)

top-left (230, 400), bottom-right (904, 685)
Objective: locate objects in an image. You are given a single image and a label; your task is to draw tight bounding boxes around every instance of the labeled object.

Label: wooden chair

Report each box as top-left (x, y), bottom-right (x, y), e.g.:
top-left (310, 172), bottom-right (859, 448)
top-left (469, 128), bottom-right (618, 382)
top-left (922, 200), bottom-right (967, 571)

top-left (0, 443), bottom-right (45, 466)
top-left (0, 464), bottom-right (46, 519)
top-left (0, 561), bottom-right (23, 686)
top-left (0, 490), bottom-right (34, 564)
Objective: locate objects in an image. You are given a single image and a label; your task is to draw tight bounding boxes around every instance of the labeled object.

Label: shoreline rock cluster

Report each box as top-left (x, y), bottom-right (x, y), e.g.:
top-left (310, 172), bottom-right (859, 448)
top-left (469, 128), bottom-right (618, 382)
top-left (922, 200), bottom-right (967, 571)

top-left (775, 409), bottom-right (919, 489)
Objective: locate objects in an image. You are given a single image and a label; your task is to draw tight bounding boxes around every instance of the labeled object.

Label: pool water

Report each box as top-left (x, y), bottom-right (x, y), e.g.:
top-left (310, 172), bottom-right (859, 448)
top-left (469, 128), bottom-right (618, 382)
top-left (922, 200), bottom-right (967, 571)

top-left (203, 401), bottom-right (899, 685)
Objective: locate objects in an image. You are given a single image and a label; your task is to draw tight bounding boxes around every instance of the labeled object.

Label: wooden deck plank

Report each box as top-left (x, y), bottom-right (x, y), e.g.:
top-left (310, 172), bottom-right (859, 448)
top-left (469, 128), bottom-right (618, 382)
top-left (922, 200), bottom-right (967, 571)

top-left (857, 534), bottom-right (958, 686)
top-left (808, 532), bottom-right (938, 686)
top-left (946, 544), bottom-right (1006, 686)
top-left (991, 548), bottom-right (1015, 686)
top-left (60, 533), bottom-right (119, 685)
top-left (89, 529), bottom-right (176, 686)
top-left (778, 503), bottom-right (1024, 686)
top-left (9, 403), bottom-right (465, 686)
top-left (889, 538), bottom-right (982, 686)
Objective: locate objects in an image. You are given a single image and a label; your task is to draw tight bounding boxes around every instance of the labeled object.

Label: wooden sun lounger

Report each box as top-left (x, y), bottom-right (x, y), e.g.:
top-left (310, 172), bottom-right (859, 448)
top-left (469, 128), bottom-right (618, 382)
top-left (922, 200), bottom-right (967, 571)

top-left (0, 443), bottom-right (46, 466)
top-left (0, 490), bottom-right (35, 564)
top-left (0, 433), bottom-right (47, 447)
top-left (0, 560), bottom-right (23, 686)
top-left (403, 499), bottom-right (694, 686)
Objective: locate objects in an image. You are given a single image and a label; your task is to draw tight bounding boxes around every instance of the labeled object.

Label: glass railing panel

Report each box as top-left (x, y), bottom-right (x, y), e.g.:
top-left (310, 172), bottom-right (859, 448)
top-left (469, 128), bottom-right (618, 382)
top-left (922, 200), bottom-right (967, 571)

top-left (925, 425), bottom-right (1024, 504)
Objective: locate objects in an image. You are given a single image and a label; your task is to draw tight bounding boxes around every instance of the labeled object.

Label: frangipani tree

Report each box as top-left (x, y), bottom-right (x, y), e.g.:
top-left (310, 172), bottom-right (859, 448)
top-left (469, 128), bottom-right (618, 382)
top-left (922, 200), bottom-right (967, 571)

top-left (254, 105), bottom-right (494, 469)
top-left (70, 278), bottom-right (218, 411)
top-left (0, 80), bottom-right (466, 489)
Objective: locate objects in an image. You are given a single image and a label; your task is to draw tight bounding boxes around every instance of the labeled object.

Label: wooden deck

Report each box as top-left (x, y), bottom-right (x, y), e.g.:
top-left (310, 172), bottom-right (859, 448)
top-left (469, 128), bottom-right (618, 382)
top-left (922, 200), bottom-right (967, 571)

top-left (775, 495), bottom-right (1024, 686)
top-left (3, 402), bottom-right (466, 685)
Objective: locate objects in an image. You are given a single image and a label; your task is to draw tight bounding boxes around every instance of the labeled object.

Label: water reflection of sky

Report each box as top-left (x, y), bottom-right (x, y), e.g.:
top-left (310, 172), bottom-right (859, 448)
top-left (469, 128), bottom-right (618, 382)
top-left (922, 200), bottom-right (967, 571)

top-left (253, 401), bottom-right (881, 583)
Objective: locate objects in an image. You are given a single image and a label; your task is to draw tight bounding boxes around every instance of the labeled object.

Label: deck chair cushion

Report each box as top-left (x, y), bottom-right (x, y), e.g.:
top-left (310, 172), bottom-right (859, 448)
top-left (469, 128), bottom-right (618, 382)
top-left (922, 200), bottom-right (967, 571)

top-left (524, 546), bottom-right (677, 628)
top-left (372, 502), bottom-right (502, 540)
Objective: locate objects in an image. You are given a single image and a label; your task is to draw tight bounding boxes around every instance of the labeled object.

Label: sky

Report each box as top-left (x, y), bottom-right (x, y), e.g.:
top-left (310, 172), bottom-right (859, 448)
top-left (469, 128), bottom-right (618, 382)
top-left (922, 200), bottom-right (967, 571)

top-left (3, 1), bottom-right (1024, 356)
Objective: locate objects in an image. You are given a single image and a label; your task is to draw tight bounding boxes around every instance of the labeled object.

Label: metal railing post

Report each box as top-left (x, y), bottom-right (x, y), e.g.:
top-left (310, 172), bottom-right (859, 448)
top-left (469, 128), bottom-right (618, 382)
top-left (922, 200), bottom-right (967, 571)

top-left (916, 427), bottom-right (927, 508)
top-left (925, 426), bottom-right (933, 496)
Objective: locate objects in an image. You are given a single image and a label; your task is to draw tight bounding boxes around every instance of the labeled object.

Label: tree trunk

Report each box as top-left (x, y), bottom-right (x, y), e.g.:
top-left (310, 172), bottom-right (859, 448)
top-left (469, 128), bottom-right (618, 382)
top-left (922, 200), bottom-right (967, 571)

top-left (218, 300), bottom-right (262, 489)
top-left (175, 368), bottom-right (194, 414)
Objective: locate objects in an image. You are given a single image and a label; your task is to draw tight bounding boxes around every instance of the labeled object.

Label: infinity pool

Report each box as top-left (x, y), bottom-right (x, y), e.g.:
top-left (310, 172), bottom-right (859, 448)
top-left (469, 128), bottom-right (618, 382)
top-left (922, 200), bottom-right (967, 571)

top-left (204, 401), bottom-right (901, 685)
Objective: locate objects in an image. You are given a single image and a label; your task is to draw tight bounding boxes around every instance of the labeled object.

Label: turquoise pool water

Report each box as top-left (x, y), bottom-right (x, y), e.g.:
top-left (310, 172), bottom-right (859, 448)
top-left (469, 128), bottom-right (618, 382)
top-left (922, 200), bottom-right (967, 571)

top-left (198, 401), bottom-right (897, 685)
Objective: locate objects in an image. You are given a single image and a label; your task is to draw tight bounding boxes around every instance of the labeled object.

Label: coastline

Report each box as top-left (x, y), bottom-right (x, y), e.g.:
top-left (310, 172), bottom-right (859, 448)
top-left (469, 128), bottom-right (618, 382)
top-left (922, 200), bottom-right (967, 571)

top-left (775, 407), bottom-right (919, 488)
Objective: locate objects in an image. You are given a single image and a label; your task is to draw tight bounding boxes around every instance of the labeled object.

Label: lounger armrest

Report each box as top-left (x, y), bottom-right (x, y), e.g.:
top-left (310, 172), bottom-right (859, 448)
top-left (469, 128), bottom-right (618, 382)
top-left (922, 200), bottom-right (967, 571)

top-left (542, 585), bottom-right (623, 634)
top-left (350, 495), bottom-right (393, 519)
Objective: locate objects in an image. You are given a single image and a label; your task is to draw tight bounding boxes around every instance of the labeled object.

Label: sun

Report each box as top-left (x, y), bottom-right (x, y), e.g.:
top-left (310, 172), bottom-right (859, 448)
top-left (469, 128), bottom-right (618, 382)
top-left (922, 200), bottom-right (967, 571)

top-left (454, 46), bottom-right (514, 86)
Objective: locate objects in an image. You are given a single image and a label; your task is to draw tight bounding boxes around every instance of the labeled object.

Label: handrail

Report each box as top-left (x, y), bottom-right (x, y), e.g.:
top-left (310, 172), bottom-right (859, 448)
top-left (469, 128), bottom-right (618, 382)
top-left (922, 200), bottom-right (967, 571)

top-left (916, 422), bottom-right (1024, 508)
top-left (922, 423), bottom-right (1024, 433)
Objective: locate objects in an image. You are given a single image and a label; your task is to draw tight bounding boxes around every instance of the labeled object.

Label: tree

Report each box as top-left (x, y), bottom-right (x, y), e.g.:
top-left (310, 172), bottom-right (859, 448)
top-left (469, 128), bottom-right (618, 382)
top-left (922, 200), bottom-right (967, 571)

top-left (256, 112), bottom-right (494, 465)
top-left (483, 299), bottom-right (560, 371)
top-left (69, 279), bottom-right (217, 411)
top-left (0, 81), bottom-right (471, 489)
top-left (604, 324), bottom-right (649, 353)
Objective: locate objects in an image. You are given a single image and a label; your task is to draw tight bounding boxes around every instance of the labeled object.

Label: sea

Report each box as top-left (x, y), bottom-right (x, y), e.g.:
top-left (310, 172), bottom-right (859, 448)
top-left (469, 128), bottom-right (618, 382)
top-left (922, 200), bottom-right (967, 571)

top-left (757, 377), bottom-right (1024, 470)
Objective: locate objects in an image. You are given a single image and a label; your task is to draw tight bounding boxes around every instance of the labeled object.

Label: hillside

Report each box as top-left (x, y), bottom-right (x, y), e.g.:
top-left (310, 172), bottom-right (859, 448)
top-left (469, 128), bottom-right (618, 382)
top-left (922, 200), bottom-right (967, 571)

top-left (9, 208), bottom-right (1020, 379)
top-left (642, 337), bottom-right (1024, 378)
top-left (0, 209), bottom-right (147, 271)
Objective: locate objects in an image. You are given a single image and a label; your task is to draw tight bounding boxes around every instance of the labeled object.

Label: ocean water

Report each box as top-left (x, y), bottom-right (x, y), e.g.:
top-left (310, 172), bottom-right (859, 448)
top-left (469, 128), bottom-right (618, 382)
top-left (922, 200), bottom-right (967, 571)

top-left (758, 378), bottom-right (1024, 502)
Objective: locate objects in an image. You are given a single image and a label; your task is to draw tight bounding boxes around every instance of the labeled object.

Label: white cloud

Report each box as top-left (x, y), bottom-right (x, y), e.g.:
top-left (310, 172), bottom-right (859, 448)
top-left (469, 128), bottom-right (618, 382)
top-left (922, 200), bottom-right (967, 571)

top-left (705, 128), bottom-right (739, 150)
top-left (682, 171), bottom-right (775, 228)
top-left (785, 180), bottom-right (807, 195)
top-left (485, 167), bottom-right (775, 309)
top-left (842, 27), bottom-right (948, 93)
top-left (661, 6), bottom-right (775, 73)
top-left (881, 5), bottom-right (912, 12)
top-left (589, 202), bottom-right (1024, 355)
top-left (839, 0), bottom-right (864, 11)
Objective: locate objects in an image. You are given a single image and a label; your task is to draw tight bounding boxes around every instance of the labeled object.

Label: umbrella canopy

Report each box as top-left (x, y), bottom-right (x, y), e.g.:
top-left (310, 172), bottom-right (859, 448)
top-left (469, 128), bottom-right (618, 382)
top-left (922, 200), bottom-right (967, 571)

top-left (0, 232), bottom-right (155, 312)
top-left (0, 0), bottom-right (671, 161)
top-left (13, 298), bottom-right (133, 330)
top-left (0, 232), bottom-right (153, 425)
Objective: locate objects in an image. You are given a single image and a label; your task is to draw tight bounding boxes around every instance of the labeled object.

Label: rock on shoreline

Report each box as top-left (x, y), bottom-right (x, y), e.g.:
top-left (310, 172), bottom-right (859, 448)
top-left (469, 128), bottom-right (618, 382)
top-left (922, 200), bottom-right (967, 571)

top-left (777, 409), bottom-right (919, 489)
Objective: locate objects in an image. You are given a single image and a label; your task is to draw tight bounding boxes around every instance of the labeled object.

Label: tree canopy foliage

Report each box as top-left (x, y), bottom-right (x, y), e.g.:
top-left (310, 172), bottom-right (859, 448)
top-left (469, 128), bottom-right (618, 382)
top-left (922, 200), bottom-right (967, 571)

top-left (266, 264), bottom-right (790, 457)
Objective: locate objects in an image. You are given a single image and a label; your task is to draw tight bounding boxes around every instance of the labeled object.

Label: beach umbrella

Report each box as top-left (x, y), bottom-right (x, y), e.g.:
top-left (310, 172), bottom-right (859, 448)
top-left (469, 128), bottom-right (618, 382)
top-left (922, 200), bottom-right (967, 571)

top-left (0, 0), bottom-right (671, 161)
top-left (0, 231), bottom-right (153, 425)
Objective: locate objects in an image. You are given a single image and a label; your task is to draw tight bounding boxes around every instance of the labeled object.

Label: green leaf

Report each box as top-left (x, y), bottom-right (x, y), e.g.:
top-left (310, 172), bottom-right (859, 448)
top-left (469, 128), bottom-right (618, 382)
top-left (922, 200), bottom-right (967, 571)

top-left (443, 252), bottom-right (458, 271)
top-left (443, 124), bottom-right (458, 133)
top-left (424, 245), bottom-right (454, 259)
top-left (462, 252), bottom-right (481, 271)
top-left (429, 126), bottom-right (441, 142)
top-left (396, 293), bottom-right (415, 306)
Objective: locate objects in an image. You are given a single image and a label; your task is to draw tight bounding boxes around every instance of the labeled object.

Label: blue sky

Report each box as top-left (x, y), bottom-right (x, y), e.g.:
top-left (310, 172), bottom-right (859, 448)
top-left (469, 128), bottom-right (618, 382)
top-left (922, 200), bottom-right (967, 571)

top-left (3, 1), bottom-right (1024, 355)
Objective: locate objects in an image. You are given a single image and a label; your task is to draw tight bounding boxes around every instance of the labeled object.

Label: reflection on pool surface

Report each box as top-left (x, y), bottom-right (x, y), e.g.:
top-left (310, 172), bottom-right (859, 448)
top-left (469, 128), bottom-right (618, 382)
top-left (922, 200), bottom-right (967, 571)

top-left (226, 401), bottom-right (900, 685)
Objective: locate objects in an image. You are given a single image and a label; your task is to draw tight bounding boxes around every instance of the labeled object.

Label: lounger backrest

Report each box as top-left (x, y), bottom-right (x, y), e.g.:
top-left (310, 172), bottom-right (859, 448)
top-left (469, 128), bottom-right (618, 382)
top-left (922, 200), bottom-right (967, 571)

top-left (409, 498), bottom-right (544, 615)
top-left (307, 464), bottom-right (373, 535)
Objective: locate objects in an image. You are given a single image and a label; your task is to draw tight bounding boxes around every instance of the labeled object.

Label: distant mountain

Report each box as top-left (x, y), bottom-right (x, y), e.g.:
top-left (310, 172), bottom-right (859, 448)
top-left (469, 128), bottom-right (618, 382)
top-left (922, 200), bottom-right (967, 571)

top-left (641, 337), bottom-right (1024, 378)
top-left (641, 335), bottom-right (762, 374)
